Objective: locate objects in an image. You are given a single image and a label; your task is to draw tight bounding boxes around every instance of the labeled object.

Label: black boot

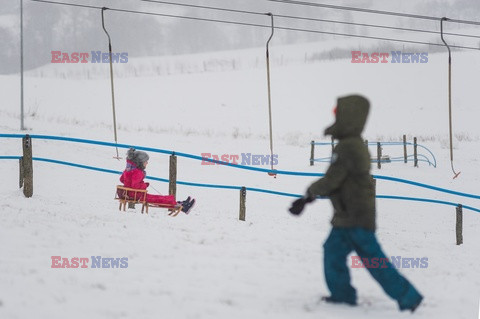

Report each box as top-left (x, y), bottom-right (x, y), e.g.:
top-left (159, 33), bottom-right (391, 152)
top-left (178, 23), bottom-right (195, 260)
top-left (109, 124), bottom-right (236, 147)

top-left (181, 198), bottom-right (196, 214)
top-left (321, 296), bottom-right (357, 306)
top-left (403, 296), bottom-right (423, 313)
top-left (177, 196), bottom-right (191, 206)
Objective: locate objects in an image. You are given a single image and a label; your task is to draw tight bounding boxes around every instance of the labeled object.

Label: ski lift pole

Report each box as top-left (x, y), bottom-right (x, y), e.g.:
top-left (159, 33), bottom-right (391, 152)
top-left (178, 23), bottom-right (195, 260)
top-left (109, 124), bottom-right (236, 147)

top-left (101, 7), bottom-right (121, 160)
top-left (440, 17), bottom-right (460, 179)
top-left (20, 0), bottom-right (25, 131)
top-left (265, 13), bottom-right (276, 178)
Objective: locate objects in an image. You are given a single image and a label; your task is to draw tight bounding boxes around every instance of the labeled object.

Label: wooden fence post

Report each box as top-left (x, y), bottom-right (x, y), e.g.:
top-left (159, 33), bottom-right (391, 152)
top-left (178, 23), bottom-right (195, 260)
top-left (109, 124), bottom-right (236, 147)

top-left (310, 140), bottom-right (315, 166)
top-left (456, 204), bottom-right (463, 245)
top-left (403, 134), bottom-right (407, 163)
top-left (414, 137), bottom-right (418, 167)
top-left (239, 186), bottom-right (246, 221)
top-left (169, 153), bottom-right (177, 198)
top-left (19, 158), bottom-right (24, 188)
top-left (22, 135), bottom-right (33, 198)
top-left (377, 142), bottom-right (382, 169)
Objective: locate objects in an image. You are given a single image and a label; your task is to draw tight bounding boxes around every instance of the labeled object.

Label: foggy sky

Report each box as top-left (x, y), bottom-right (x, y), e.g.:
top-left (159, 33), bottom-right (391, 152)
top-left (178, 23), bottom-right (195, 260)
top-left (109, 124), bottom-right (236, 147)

top-left (1, 0), bottom-right (479, 74)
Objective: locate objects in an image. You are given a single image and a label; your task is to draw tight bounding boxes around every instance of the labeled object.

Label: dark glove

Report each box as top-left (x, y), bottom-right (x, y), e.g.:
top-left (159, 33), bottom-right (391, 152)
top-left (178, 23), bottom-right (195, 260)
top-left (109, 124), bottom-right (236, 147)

top-left (289, 197), bottom-right (307, 215)
top-left (289, 192), bottom-right (316, 216)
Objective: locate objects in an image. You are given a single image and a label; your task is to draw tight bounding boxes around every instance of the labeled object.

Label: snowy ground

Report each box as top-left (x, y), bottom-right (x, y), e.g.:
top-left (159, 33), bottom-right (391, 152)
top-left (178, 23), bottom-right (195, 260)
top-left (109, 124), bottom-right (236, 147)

top-left (1, 41), bottom-right (480, 319)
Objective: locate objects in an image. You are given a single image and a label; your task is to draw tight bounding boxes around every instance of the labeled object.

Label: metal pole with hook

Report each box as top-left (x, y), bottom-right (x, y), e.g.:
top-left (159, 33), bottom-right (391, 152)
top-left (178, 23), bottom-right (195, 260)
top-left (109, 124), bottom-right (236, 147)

top-left (265, 12), bottom-right (276, 178)
top-left (440, 17), bottom-right (460, 179)
top-left (101, 7), bottom-right (121, 160)
top-left (20, 0), bottom-right (25, 131)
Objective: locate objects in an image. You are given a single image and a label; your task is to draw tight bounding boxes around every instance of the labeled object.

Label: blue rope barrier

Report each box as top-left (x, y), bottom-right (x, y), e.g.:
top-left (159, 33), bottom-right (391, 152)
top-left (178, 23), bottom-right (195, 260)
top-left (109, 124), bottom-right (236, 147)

top-left (377, 195), bottom-right (480, 213)
top-left (1, 155), bottom-right (479, 213)
top-left (0, 134), bottom-right (322, 177)
top-left (372, 175), bottom-right (479, 199)
top-left (0, 134), bottom-right (478, 199)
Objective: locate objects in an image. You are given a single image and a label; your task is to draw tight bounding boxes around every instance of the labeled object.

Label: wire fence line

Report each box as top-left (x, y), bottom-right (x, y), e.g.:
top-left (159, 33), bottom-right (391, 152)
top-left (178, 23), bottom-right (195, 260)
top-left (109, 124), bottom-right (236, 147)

top-left (312, 140), bottom-right (437, 167)
top-left (0, 134), bottom-right (479, 213)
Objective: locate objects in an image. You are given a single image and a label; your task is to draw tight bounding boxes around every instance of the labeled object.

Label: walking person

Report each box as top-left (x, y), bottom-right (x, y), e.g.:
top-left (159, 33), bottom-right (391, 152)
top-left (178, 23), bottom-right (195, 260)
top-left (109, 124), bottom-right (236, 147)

top-left (289, 94), bottom-right (423, 312)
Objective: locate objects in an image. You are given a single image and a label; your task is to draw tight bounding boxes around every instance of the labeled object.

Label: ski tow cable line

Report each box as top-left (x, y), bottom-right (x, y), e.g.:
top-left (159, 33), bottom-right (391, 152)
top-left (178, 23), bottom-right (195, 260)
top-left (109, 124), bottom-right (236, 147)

top-left (440, 17), bottom-right (461, 179)
top-left (101, 7), bottom-right (121, 160)
top-left (30, 0), bottom-right (480, 51)
top-left (265, 13), bottom-right (277, 178)
top-left (140, 0), bottom-right (480, 40)
top-left (267, 0), bottom-right (480, 26)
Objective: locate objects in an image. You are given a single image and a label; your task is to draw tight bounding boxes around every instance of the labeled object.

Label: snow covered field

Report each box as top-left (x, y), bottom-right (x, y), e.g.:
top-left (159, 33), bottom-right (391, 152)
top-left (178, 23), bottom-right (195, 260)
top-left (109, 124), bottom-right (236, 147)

top-left (1, 42), bottom-right (480, 319)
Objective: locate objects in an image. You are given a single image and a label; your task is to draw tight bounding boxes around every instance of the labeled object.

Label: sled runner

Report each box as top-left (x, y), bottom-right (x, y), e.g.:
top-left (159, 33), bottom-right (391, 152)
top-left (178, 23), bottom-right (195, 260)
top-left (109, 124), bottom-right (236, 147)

top-left (114, 185), bottom-right (182, 216)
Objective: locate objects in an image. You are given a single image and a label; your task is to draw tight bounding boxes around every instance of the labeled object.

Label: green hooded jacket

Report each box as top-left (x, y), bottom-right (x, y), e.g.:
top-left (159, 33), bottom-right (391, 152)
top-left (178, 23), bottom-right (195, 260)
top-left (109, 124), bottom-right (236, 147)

top-left (308, 95), bottom-right (376, 231)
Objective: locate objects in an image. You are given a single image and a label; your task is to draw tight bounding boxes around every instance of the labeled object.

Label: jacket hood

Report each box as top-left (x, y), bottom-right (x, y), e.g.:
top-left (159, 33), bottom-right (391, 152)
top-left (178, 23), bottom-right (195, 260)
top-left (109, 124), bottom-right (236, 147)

top-left (324, 95), bottom-right (370, 139)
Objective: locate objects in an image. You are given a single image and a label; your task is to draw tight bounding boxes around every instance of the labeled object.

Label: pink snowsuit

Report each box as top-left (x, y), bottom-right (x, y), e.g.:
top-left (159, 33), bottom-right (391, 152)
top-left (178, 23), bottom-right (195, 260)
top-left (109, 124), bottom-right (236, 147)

top-left (120, 160), bottom-right (177, 206)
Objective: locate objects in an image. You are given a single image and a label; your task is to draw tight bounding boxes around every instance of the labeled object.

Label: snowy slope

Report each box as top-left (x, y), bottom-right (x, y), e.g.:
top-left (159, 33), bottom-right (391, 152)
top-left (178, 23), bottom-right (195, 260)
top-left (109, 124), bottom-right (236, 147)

top-left (1, 41), bottom-right (480, 319)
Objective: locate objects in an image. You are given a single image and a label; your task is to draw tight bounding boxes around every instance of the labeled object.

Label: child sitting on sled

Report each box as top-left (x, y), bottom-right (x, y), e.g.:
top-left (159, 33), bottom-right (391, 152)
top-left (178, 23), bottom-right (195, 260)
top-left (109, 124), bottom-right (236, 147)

top-left (120, 148), bottom-right (196, 214)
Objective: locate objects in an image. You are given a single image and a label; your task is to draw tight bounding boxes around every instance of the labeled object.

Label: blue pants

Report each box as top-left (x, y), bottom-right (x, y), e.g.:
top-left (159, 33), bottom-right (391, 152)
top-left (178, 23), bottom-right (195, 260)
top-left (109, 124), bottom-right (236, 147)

top-left (323, 227), bottom-right (423, 310)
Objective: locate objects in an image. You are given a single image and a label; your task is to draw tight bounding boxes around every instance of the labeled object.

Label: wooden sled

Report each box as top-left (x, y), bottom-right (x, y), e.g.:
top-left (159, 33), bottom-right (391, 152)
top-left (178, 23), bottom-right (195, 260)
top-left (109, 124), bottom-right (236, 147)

top-left (115, 185), bottom-right (183, 216)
